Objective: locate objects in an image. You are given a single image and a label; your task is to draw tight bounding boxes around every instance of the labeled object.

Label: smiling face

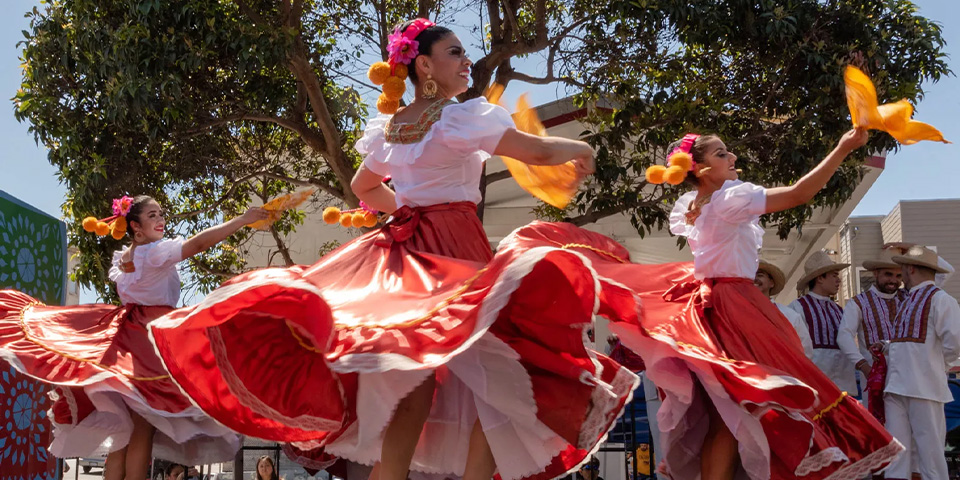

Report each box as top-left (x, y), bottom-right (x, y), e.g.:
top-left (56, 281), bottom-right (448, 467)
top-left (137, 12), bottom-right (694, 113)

top-left (257, 458), bottom-right (274, 480)
top-left (693, 136), bottom-right (739, 186)
top-left (874, 268), bottom-right (902, 294)
top-left (415, 33), bottom-right (471, 98)
top-left (129, 200), bottom-right (165, 243)
top-left (754, 270), bottom-right (774, 297)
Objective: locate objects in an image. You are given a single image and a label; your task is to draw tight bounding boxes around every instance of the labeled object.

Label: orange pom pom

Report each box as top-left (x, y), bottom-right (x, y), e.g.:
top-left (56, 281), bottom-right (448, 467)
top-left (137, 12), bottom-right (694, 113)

top-left (339, 213), bottom-right (354, 228)
top-left (350, 213), bottom-right (366, 228)
top-left (322, 206), bottom-right (341, 224)
top-left (367, 62), bottom-right (391, 86)
top-left (377, 94), bottom-right (400, 114)
top-left (362, 212), bottom-right (378, 228)
top-left (645, 165), bottom-right (666, 184)
top-left (393, 63), bottom-right (408, 80)
top-left (82, 216), bottom-right (98, 232)
top-left (668, 151), bottom-right (693, 172)
top-left (381, 76), bottom-right (406, 100)
top-left (113, 216), bottom-right (127, 232)
top-left (110, 227), bottom-right (125, 240)
top-left (664, 165), bottom-right (687, 185)
top-left (94, 222), bottom-right (110, 236)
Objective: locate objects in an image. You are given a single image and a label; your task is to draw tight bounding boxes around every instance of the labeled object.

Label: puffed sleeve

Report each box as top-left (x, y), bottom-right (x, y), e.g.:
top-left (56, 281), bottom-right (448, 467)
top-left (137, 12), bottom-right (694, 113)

top-left (145, 238), bottom-right (184, 269)
top-left (711, 181), bottom-right (767, 224)
top-left (108, 250), bottom-right (125, 283)
top-left (436, 98), bottom-right (516, 156)
top-left (356, 115), bottom-right (392, 177)
top-left (669, 191), bottom-right (698, 237)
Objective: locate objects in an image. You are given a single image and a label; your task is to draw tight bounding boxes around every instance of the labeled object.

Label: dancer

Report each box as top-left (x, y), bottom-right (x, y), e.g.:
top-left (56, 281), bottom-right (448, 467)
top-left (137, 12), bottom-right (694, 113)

top-left (545, 129), bottom-right (904, 480)
top-left (0, 195), bottom-right (262, 480)
top-left (149, 17), bottom-right (637, 480)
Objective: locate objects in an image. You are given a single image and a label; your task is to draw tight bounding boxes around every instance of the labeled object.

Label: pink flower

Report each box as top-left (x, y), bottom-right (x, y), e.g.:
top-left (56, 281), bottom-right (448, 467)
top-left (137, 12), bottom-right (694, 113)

top-left (112, 195), bottom-right (134, 217)
top-left (387, 28), bottom-right (419, 65)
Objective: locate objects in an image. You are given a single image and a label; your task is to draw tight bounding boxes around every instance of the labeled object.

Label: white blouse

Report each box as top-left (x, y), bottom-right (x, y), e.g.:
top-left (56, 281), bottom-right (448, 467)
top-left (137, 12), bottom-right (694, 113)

top-left (356, 98), bottom-right (515, 208)
top-left (108, 238), bottom-right (184, 307)
top-left (670, 180), bottom-right (767, 280)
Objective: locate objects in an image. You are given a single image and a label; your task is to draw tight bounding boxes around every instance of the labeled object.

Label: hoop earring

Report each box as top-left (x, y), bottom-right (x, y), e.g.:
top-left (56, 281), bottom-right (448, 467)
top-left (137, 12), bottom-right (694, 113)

top-left (134, 231), bottom-right (144, 243)
top-left (422, 75), bottom-right (438, 99)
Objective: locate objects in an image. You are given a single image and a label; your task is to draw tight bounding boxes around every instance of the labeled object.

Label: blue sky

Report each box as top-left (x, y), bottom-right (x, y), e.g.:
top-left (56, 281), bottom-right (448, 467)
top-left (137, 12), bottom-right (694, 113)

top-left (1, 1), bottom-right (957, 293)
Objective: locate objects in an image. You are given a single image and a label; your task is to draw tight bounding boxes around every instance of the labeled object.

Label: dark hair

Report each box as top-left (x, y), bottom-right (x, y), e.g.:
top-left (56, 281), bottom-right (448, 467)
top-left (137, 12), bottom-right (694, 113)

top-left (125, 195), bottom-right (156, 238)
top-left (665, 134), bottom-right (721, 187)
top-left (254, 456), bottom-right (279, 480)
top-left (396, 19), bottom-right (454, 85)
top-left (164, 464), bottom-right (186, 479)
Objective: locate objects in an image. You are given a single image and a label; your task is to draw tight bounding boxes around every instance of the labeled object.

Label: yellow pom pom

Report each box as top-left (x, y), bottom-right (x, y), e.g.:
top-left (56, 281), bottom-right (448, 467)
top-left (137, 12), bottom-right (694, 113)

top-left (664, 165), bottom-right (687, 185)
top-left (377, 94), bottom-right (400, 114)
top-left (339, 213), bottom-right (354, 228)
top-left (94, 222), bottom-right (110, 236)
top-left (645, 165), bottom-right (666, 184)
top-left (110, 227), bottom-right (125, 240)
top-left (322, 206), bottom-right (341, 225)
top-left (351, 213), bottom-right (366, 228)
top-left (82, 216), bottom-right (99, 232)
top-left (668, 151), bottom-right (693, 172)
top-left (393, 64), bottom-right (408, 80)
top-left (367, 62), bottom-right (391, 86)
top-left (113, 216), bottom-right (127, 232)
top-left (362, 212), bottom-right (378, 228)
top-left (382, 76), bottom-right (406, 100)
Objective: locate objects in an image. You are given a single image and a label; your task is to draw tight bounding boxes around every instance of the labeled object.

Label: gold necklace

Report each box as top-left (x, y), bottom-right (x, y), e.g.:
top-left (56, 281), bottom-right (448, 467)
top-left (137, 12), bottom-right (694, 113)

top-left (685, 194), bottom-right (713, 225)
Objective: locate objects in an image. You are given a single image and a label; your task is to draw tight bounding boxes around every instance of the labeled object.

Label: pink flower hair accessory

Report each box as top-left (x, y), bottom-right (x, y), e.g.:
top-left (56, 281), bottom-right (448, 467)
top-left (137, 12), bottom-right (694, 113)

top-left (112, 195), bottom-right (134, 217)
top-left (386, 18), bottom-right (435, 66)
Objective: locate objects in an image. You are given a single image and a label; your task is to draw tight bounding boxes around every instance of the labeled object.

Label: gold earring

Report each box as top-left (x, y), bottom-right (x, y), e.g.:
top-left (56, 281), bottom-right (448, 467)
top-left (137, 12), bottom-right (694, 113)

top-left (422, 74), bottom-right (438, 99)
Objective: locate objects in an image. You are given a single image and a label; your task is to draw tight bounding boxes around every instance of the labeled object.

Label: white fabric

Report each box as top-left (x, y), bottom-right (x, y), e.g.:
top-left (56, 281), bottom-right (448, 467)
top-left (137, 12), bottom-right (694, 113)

top-left (357, 98), bottom-right (515, 209)
top-left (935, 256), bottom-right (955, 288)
top-left (108, 238), bottom-right (184, 307)
top-left (884, 281), bottom-right (960, 403)
top-left (883, 393), bottom-right (948, 479)
top-left (669, 180), bottom-right (766, 280)
top-left (640, 373), bottom-right (666, 480)
top-left (838, 285), bottom-right (897, 369)
top-left (787, 292), bottom-right (857, 393)
top-left (776, 302), bottom-right (814, 358)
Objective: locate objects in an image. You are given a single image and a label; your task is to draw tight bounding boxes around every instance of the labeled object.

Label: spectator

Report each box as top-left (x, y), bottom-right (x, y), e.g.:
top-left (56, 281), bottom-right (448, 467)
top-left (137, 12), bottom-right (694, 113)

top-left (164, 464), bottom-right (186, 480)
top-left (254, 456), bottom-right (280, 480)
top-left (576, 456), bottom-right (603, 480)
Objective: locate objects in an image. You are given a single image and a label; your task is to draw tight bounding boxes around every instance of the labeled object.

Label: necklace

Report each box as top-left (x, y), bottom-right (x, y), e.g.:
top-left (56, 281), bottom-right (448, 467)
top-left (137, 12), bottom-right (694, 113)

top-left (685, 194), bottom-right (713, 225)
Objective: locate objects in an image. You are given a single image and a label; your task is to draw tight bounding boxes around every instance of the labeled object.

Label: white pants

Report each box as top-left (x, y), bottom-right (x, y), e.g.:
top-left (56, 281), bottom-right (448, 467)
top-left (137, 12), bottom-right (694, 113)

top-left (883, 393), bottom-right (947, 479)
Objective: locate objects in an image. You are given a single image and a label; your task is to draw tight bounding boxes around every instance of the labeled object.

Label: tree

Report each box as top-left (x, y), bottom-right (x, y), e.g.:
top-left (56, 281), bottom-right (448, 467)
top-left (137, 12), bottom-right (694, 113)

top-left (14, 0), bottom-right (948, 300)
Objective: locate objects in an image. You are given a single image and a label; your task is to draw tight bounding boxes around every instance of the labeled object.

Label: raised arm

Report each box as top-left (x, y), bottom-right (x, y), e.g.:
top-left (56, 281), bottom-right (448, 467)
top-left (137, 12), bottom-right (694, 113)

top-left (181, 207), bottom-right (269, 259)
top-left (351, 165), bottom-right (398, 214)
top-left (764, 128), bottom-right (868, 214)
top-left (494, 129), bottom-right (596, 178)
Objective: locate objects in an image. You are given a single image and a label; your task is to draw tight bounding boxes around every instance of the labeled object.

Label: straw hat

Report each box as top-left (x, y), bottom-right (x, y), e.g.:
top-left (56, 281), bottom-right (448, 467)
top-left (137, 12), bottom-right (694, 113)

top-left (757, 260), bottom-right (786, 296)
top-left (862, 248), bottom-right (902, 271)
top-left (892, 246), bottom-right (950, 273)
top-left (796, 251), bottom-right (850, 290)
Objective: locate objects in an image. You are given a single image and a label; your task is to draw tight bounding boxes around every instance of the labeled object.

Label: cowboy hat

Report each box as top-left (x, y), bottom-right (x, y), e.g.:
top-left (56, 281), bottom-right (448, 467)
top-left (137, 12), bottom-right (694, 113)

top-left (757, 260), bottom-right (786, 296)
top-left (892, 246), bottom-right (950, 274)
top-left (797, 251), bottom-right (850, 290)
top-left (862, 247), bottom-right (902, 271)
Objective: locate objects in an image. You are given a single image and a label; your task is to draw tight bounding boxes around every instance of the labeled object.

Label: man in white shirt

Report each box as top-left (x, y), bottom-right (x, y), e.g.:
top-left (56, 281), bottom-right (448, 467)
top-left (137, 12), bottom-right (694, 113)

top-left (754, 260), bottom-right (813, 358)
top-left (883, 246), bottom-right (960, 480)
top-left (787, 251), bottom-right (856, 394)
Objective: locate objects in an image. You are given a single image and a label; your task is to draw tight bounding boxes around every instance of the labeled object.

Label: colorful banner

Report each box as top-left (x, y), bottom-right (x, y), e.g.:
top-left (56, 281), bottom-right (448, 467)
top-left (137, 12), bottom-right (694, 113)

top-left (0, 190), bottom-right (66, 480)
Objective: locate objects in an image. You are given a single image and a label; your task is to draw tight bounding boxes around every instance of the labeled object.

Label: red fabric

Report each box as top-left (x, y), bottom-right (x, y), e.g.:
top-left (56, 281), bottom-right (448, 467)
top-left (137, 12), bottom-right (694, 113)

top-left (0, 289), bottom-right (191, 413)
top-left (867, 347), bottom-right (887, 424)
top-left (150, 208), bottom-right (634, 480)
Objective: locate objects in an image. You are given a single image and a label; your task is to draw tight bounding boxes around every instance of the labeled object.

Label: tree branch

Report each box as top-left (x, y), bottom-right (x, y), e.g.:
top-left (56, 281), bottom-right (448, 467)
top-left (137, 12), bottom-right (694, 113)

top-left (484, 168), bottom-right (512, 184)
top-left (269, 225), bottom-right (296, 266)
top-left (235, 0), bottom-right (265, 25)
top-left (566, 205), bottom-right (627, 226)
top-left (188, 257), bottom-right (236, 279)
top-left (503, 70), bottom-right (585, 88)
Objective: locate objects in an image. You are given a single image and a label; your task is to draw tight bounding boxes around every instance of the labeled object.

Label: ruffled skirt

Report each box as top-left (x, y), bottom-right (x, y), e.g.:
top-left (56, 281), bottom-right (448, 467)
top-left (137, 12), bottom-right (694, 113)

top-left (149, 203), bottom-right (637, 480)
top-left (0, 290), bottom-right (240, 465)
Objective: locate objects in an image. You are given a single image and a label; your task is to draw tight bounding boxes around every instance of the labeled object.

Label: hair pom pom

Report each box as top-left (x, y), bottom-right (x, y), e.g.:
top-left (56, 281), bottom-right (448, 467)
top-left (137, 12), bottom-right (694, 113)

top-left (362, 211), bottom-right (379, 228)
top-left (668, 151), bottom-right (693, 172)
top-left (322, 206), bottom-right (341, 224)
top-left (94, 222), bottom-right (110, 236)
top-left (350, 213), bottom-right (366, 228)
top-left (82, 216), bottom-right (99, 232)
top-left (367, 62), bottom-right (391, 86)
top-left (645, 165), bottom-right (666, 184)
top-left (110, 226), bottom-right (125, 240)
top-left (339, 213), bottom-right (354, 228)
top-left (382, 76), bottom-right (406, 100)
top-left (113, 216), bottom-right (127, 232)
top-left (392, 63), bottom-right (408, 80)
top-left (664, 165), bottom-right (687, 185)
top-left (377, 94), bottom-right (400, 114)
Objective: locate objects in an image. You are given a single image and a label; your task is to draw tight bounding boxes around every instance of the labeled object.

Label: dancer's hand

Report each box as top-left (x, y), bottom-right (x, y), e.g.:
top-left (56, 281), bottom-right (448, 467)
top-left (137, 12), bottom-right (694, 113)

top-left (571, 142), bottom-right (596, 179)
top-left (882, 242), bottom-right (914, 253)
top-left (239, 207), bottom-right (270, 224)
top-left (837, 128), bottom-right (868, 153)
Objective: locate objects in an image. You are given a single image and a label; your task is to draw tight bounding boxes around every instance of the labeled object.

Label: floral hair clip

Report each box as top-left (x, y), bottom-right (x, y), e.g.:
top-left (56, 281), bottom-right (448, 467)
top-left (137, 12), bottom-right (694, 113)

top-left (81, 195), bottom-right (132, 239)
top-left (367, 18), bottom-right (435, 114)
top-left (322, 201), bottom-right (381, 229)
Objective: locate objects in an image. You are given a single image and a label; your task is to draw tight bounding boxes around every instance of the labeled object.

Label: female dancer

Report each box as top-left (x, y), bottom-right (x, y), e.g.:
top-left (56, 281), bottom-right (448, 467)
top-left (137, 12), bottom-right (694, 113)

top-left (0, 195), bottom-right (265, 480)
top-left (149, 17), bottom-right (636, 480)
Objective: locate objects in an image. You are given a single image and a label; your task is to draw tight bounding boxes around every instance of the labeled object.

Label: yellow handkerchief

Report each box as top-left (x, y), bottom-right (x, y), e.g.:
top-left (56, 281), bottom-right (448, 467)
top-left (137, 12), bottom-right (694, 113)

top-left (248, 187), bottom-right (317, 230)
top-left (845, 66), bottom-right (949, 145)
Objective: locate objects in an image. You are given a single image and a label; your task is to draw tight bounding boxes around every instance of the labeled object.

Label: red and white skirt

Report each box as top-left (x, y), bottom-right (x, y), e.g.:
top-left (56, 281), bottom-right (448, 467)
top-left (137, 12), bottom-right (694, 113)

top-left (0, 290), bottom-right (240, 464)
top-left (501, 224), bottom-right (904, 480)
top-left (149, 203), bottom-right (637, 480)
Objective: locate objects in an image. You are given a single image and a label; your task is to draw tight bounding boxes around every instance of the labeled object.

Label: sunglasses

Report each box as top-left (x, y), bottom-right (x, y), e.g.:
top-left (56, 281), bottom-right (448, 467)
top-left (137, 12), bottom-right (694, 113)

top-left (581, 465), bottom-right (598, 471)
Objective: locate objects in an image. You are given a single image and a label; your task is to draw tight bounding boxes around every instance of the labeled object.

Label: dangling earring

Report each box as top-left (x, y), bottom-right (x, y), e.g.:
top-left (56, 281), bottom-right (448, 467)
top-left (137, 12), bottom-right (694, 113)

top-left (134, 230), bottom-right (144, 243)
top-left (422, 74), bottom-right (438, 99)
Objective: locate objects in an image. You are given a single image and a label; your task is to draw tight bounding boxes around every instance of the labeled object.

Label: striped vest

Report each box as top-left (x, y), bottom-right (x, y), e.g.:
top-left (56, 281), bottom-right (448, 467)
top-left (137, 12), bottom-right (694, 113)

top-left (797, 294), bottom-right (844, 349)
top-left (892, 284), bottom-right (940, 343)
top-left (851, 288), bottom-right (906, 345)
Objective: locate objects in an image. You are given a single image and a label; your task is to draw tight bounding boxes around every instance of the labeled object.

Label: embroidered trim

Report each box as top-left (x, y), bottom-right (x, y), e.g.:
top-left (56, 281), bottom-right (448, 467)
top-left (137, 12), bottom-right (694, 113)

top-left (553, 242), bottom-right (627, 264)
top-left (892, 284), bottom-right (938, 343)
top-left (852, 290), bottom-right (898, 345)
top-left (384, 99), bottom-right (453, 144)
top-left (797, 295), bottom-right (843, 349)
top-left (812, 392), bottom-right (847, 421)
top-left (798, 438), bottom-right (903, 479)
top-left (17, 303), bottom-right (170, 381)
